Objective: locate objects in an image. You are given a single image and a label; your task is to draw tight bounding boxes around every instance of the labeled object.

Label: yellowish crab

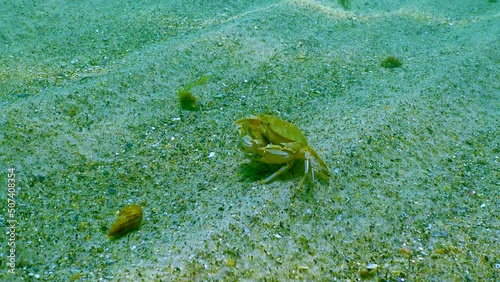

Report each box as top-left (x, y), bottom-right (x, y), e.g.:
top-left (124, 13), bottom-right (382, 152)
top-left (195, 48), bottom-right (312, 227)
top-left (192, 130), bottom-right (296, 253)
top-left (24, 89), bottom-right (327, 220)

top-left (234, 114), bottom-right (329, 186)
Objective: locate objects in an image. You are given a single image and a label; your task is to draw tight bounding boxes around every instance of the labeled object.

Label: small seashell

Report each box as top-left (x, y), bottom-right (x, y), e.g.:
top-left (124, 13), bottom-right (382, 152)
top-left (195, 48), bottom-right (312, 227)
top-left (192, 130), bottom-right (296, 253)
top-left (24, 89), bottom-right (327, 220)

top-left (108, 204), bottom-right (143, 238)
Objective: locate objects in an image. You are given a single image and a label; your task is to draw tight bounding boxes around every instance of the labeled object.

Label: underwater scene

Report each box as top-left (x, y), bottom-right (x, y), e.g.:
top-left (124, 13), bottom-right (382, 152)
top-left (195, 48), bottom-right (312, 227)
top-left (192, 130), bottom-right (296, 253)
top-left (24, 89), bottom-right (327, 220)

top-left (1, 0), bottom-right (499, 280)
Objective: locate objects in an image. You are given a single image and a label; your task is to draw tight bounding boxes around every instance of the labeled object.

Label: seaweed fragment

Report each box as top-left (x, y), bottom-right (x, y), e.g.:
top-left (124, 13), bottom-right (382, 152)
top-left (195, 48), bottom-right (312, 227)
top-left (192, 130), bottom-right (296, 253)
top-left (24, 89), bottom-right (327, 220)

top-left (177, 75), bottom-right (209, 111)
top-left (381, 56), bottom-right (402, 68)
top-left (178, 89), bottom-right (200, 111)
top-left (338, 0), bottom-right (351, 10)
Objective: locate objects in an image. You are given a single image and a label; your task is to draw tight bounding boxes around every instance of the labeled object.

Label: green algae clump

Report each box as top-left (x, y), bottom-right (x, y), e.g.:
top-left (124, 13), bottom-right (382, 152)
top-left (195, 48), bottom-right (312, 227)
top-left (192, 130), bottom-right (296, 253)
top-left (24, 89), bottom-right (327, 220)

top-left (177, 75), bottom-right (209, 111)
top-left (381, 56), bottom-right (403, 68)
top-left (338, 0), bottom-right (351, 10)
top-left (178, 89), bottom-right (200, 111)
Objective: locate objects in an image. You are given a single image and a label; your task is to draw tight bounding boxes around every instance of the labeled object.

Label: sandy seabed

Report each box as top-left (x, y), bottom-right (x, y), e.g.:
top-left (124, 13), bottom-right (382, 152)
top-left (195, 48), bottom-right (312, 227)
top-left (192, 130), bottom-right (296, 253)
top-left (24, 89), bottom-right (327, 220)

top-left (0, 0), bottom-right (499, 280)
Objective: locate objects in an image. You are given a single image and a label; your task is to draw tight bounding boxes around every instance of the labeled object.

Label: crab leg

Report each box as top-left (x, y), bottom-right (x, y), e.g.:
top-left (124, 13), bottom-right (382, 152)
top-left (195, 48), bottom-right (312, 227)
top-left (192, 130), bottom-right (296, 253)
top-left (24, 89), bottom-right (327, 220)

top-left (262, 161), bottom-right (294, 183)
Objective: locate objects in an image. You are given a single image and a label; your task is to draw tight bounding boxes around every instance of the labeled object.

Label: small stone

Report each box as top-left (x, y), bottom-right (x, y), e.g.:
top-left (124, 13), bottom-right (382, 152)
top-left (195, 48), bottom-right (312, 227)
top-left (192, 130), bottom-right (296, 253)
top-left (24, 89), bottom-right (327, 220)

top-left (226, 258), bottom-right (236, 267)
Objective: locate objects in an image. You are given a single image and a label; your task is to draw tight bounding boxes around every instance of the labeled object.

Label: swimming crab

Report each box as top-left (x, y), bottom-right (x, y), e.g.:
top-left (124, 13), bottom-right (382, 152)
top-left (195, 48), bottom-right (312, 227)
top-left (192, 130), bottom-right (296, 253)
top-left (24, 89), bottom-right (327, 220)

top-left (234, 114), bottom-right (329, 186)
